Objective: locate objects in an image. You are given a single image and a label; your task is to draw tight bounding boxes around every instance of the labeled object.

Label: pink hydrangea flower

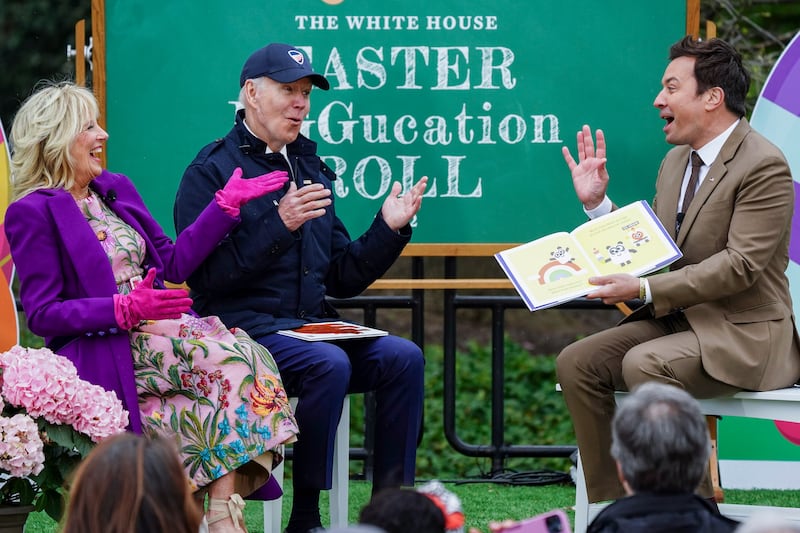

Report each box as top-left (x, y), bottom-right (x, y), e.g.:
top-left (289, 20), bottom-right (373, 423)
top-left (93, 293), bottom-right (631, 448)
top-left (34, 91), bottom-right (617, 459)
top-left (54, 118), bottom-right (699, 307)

top-left (0, 346), bottom-right (130, 516)
top-left (0, 345), bottom-right (81, 425)
top-left (72, 382), bottom-right (130, 442)
top-left (0, 346), bottom-right (129, 481)
top-left (0, 413), bottom-right (45, 477)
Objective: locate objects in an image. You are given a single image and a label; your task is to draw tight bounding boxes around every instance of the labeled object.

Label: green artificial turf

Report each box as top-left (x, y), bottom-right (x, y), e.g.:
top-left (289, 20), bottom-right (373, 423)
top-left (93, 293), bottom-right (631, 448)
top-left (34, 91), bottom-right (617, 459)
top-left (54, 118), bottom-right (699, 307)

top-left (23, 481), bottom-right (800, 532)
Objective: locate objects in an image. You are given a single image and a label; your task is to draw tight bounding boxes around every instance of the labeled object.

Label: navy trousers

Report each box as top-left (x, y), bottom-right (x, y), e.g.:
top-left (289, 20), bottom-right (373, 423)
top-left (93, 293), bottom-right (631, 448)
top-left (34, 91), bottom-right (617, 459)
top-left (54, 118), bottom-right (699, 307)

top-left (256, 332), bottom-right (424, 491)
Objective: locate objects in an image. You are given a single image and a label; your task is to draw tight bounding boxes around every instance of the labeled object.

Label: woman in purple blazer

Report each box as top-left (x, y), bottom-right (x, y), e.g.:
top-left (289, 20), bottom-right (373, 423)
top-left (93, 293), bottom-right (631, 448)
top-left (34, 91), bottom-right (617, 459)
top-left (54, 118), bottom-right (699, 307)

top-left (4, 81), bottom-right (296, 533)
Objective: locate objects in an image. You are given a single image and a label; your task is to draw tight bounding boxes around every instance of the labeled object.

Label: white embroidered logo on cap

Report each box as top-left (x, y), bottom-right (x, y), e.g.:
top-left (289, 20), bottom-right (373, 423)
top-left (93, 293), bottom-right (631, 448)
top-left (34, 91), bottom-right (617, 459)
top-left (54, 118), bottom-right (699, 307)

top-left (288, 50), bottom-right (305, 65)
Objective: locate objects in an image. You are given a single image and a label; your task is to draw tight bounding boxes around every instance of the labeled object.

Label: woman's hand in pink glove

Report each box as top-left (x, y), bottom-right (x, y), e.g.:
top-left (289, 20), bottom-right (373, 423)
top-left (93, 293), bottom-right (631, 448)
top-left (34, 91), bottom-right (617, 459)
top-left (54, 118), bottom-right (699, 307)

top-left (215, 167), bottom-right (289, 215)
top-left (112, 268), bottom-right (193, 329)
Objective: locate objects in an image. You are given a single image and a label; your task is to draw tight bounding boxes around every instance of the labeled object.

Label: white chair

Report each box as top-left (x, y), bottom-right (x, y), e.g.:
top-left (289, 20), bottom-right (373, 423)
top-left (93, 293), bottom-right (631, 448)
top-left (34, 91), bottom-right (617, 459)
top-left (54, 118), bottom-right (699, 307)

top-left (265, 396), bottom-right (350, 533)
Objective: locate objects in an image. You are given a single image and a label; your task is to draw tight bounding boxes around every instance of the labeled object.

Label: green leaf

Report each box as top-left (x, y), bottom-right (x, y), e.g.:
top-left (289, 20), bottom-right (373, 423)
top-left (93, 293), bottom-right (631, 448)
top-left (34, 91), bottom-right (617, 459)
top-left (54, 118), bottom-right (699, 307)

top-left (0, 477), bottom-right (37, 505)
top-left (39, 488), bottom-right (66, 522)
top-left (41, 421), bottom-right (95, 457)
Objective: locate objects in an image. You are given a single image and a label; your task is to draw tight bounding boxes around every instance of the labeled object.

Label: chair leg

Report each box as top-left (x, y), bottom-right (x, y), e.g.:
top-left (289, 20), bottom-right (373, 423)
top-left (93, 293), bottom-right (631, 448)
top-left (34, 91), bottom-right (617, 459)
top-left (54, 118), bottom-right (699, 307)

top-left (706, 415), bottom-right (724, 503)
top-left (265, 447), bottom-right (286, 532)
top-left (573, 451), bottom-right (590, 533)
top-left (330, 395), bottom-right (350, 528)
top-left (264, 398), bottom-right (298, 533)
top-left (264, 396), bottom-right (350, 532)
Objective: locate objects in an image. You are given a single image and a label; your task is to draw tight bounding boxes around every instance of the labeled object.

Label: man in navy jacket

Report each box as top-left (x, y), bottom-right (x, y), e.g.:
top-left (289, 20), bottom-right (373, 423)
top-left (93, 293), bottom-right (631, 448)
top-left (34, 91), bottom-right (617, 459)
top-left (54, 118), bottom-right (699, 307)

top-left (175, 43), bottom-right (427, 533)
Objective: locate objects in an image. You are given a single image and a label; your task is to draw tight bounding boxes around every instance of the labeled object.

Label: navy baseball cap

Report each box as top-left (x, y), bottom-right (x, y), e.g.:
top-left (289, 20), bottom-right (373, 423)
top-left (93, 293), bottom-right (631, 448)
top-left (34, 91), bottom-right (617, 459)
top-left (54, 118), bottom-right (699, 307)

top-left (240, 43), bottom-right (330, 90)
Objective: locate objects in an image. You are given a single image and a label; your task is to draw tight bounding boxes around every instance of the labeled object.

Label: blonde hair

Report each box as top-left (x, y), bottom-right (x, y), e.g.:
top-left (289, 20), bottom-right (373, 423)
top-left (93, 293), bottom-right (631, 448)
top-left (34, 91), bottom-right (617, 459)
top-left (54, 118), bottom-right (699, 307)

top-left (9, 81), bottom-right (99, 200)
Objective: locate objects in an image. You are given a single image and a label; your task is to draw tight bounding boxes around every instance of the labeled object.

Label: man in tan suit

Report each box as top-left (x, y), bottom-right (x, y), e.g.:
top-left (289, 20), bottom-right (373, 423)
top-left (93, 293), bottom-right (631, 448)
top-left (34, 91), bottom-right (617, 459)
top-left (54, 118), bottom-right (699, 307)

top-left (557, 36), bottom-right (800, 505)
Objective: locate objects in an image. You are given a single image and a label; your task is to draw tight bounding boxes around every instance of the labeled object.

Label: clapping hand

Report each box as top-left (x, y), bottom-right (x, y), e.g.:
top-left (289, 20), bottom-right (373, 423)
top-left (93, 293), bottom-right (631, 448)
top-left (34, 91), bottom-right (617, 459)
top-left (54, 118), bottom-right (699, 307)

top-left (277, 181), bottom-right (333, 232)
top-left (380, 176), bottom-right (428, 231)
top-left (220, 167), bottom-right (289, 207)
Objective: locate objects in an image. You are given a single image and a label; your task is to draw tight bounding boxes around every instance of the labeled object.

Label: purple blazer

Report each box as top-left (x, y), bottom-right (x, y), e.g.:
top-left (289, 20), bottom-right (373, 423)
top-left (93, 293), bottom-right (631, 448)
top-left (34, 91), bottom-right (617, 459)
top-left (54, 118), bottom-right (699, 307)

top-left (4, 170), bottom-right (238, 432)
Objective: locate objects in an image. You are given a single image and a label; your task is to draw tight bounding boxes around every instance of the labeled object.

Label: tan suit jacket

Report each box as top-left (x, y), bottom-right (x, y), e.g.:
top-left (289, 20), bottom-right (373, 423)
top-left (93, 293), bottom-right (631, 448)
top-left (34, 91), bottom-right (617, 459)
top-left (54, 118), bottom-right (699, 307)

top-left (635, 119), bottom-right (800, 390)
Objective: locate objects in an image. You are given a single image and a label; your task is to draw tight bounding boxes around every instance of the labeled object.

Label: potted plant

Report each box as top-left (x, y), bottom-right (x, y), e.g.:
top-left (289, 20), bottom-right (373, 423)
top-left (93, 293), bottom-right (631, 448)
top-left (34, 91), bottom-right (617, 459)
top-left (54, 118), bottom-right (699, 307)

top-left (0, 345), bottom-right (129, 525)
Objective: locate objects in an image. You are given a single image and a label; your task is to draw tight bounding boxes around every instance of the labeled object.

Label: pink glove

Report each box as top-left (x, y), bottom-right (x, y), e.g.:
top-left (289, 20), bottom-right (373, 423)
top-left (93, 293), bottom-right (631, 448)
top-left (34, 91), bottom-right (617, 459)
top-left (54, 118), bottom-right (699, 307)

top-left (113, 268), bottom-right (193, 329)
top-left (215, 167), bottom-right (289, 215)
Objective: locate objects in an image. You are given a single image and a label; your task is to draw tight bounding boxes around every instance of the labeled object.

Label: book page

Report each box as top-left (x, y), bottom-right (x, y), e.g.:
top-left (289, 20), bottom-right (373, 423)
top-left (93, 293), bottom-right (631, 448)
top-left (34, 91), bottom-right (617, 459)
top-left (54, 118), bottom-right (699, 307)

top-left (495, 232), bottom-right (598, 311)
top-left (570, 201), bottom-right (681, 277)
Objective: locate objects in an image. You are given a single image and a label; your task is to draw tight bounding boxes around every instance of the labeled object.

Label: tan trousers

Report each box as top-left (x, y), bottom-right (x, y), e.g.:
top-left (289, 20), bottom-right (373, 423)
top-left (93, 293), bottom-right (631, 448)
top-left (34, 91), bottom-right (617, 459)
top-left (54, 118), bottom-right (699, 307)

top-left (556, 312), bottom-right (741, 502)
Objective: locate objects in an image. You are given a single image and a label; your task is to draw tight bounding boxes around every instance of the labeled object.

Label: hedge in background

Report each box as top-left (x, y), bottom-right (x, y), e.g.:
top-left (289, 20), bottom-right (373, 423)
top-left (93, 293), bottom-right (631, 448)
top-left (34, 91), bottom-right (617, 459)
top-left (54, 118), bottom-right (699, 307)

top-left (350, 338), bottom-right (576, 480)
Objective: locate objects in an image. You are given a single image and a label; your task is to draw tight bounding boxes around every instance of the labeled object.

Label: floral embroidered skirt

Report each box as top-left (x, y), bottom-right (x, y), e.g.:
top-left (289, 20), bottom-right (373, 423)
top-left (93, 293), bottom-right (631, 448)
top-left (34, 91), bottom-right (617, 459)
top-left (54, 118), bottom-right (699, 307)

top-left (131, 314), bottom-right (298, 493)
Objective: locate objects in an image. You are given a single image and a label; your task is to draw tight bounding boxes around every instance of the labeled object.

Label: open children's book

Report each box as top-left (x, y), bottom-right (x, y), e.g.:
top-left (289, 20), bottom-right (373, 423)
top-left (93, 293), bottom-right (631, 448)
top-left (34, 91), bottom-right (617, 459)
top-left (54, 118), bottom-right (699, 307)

top-left (495, 200), bottom-right (681, 311)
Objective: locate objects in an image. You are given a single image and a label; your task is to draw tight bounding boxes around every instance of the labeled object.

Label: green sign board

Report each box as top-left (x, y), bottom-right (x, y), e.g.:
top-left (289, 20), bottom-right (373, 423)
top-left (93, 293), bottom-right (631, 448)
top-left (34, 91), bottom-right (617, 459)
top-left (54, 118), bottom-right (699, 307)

top-left (104, 0), bottom-right (685, 242)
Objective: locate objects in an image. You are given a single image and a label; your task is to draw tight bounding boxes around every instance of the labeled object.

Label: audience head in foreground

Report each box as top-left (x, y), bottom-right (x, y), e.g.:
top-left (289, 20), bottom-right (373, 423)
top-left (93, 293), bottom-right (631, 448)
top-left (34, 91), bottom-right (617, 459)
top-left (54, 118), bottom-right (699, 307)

top-left (359, 488), bottom-right (446, 533)
top-left (611, 381), bottom-right (710, 494)
top-left (587, 382), bottom-right (739, 533)
top-left (62, 433), bottom-right (201, 533)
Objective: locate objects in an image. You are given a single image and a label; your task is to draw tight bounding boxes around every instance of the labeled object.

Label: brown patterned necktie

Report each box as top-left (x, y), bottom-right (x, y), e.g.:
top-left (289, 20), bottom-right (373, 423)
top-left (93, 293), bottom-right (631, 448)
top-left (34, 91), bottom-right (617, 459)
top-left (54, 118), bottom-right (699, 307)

top-left (680, 151), bottom-right (704, 214)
